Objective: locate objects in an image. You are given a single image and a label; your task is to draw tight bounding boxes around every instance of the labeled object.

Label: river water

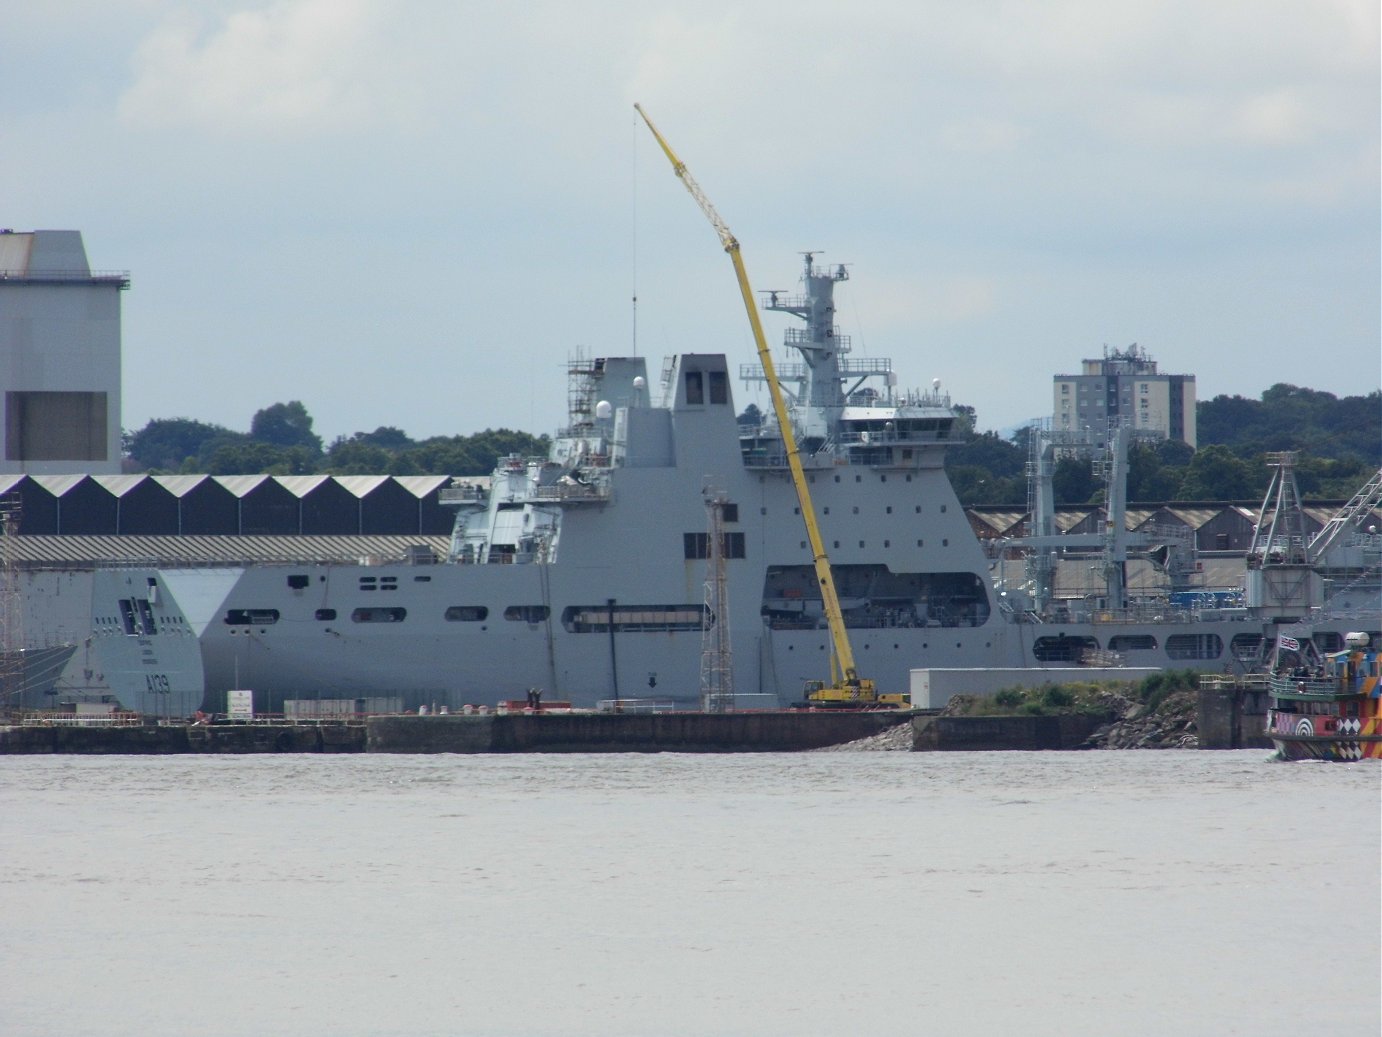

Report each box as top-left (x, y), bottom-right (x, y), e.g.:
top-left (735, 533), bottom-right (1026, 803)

top-left (1, 751), bottom-right (1377, 1037)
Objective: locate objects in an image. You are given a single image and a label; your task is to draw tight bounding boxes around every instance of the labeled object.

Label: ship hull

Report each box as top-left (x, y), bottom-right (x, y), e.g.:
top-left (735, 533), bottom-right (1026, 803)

top-left (1269, 734), bottom-right (1382, 762)
top-left (1265, 710), bottom-right (1382, 761)
top-left (190, 554), bottom-right (1291, 714)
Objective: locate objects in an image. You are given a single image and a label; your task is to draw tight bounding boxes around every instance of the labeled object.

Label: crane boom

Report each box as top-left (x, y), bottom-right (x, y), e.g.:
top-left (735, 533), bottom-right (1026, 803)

top-left (634, 103), bottom-right (865, 694)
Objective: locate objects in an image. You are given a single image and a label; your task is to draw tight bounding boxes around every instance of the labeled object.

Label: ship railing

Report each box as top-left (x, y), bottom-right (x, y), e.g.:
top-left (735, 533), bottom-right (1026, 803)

top-left (15, 557), bottom-right (164, 571)
top-left (1199, 673), bottom-right (1271, 692)
top-left (198, 713), bottom-right (370, 726)
top-left (439, 486), bottom-right (488, 504)
top-left (0, 268), bottom-right (130, 287)
top-left (1267, 673), bottom-right (1340, 698)
top-left (596, 698), bottom-right (677, 714)
top-left (783, 327), bottom-right (853, 352)
top-left (1076, 605), bottom-right (1184, 624)
top-left (532, 482), bottom-right (610, 502)
top-left (740, 357), bottom-right (892, 382)
top-left (18, 554), bottom-right (439, 571)
top-left (739, 446), bottom-right (841, 471)
top-left (19, 713), bottom-right (144, 727)
top-left (837, 427), bottom-right (952, 447)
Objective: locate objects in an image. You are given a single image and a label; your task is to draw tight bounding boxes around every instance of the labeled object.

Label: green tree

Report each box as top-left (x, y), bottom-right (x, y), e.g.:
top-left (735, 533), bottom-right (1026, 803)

top-left (124, 418), bottom-right (232, 472)
top-left (950, 404), bottom-right (977, 437)
top-left (323, 439), bottom-right (396, 475)
top-left (191, 431), bottom-right (251, 472)
top-left (1294, 455), bottom-right (1374, 498)
top-left (464, 429), bottom-right (551, 473)
top-left (1197, 385), bottom-right (1380, 464)
top-left (201, 439), bottom-right (315, 475)
top-left (353, 426), bottom-right (413, 451)
top-left (250, 401), bottom-right (323, 456)
top-left (402, 437), bottom-right (483, 475)
top-left (1126, 442), bottom-right (1184, 502)
top-left (1053, 456), bottom-right (1099, 504)
top-left (949, 465), bottom-right (1025, 506)
top-left (947, 430), bottom-right (1025, 482)
top-left (1174, 444), bottom-right (1260, 500)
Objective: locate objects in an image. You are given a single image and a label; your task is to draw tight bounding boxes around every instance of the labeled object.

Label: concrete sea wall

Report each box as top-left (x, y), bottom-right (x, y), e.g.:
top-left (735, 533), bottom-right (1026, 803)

top-left (365, 711), bottom-right (910, 753)
top-left (1197, 683), bottom-right (1273, 750)
top-left (0, 721), bottom-right (366, 754)
top-left (2, 691), bottom-right (1263, 754)
top-left (910, 713), bottom-right (1103, 751)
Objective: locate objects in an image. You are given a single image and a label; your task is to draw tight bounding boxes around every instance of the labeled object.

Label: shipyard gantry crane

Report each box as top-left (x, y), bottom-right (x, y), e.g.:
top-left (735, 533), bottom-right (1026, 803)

top-left (634, 103), bottom-right (904, 709)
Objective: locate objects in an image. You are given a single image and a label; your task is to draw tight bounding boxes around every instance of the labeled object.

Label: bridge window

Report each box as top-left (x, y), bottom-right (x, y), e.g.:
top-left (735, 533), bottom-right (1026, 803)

top-left (224, 608), bottom-right (281, 625)
top-left (504, 605), bottom-right (549, 623)
top-left (562, 604), bottom-right (707, 633)
top-left (1032, 635), bottom-right (1098, 662)
top-left (445, 606), bottom-right (489, 622)
top-left (708, 370), bottom-right (728, 404)
top-left (118, 599), bottom-right (138, 635)
top-left (1165, 634), bottom-right (1223, 660)
top-left (1108, 634), bottom-right (1157, 652)
top-left (351, 607), bottom-right (406, 623)
top-left (1230, 633), bottom-right (1265, 660)
top-left (683, 532), bottom-right (746, 559)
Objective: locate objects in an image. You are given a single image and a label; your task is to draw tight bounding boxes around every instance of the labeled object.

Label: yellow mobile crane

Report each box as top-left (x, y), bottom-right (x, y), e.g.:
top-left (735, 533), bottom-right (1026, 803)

top-left (634, 104), bottom-right (907, 709)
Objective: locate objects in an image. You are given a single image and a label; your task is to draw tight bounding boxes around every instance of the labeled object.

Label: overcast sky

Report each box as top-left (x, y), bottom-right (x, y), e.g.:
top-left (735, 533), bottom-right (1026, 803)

top-left (5, 1), bottom-right (1378, 444)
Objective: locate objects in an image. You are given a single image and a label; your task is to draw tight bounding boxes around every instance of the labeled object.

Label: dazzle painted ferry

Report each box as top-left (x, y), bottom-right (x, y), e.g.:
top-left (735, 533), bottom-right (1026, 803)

top-left (184, 258), bottom-right (1378, 713)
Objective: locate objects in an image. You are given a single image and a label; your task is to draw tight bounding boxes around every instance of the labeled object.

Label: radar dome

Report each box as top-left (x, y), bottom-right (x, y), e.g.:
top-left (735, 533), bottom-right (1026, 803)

top-left (633, 376), bottom-right (646, 390)
top-left (595, 401), bottom-right (613, 420)
top-left (932, 378), bottom-right (941, 390)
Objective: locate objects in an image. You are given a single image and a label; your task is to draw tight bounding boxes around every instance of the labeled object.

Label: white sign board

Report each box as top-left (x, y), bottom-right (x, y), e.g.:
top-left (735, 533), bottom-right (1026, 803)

top-left (227, 689), bottom-right (254, 720)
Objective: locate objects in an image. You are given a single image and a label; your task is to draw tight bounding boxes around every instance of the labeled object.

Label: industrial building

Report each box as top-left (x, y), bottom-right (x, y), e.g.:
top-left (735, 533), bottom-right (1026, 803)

top-left (0, 473), bottom-right (454, 537)
top-left (0, 230), bottom-right (127, 475)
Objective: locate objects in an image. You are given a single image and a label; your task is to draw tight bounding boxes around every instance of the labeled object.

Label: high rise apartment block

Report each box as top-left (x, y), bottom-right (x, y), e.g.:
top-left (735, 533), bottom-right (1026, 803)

top-left (1052, 343), bottom-right (1195, 448)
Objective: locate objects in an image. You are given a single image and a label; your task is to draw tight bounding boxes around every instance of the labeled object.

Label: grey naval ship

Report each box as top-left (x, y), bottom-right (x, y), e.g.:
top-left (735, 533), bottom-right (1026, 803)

top-left (192, 257), bottom-right (1380, 713)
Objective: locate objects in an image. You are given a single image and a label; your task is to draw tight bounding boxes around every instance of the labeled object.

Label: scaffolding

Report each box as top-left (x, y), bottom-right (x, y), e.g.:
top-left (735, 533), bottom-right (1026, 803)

top-left (0, 495), bottom-right (22, 716)
top-left (699, 486), bottom-right (734, 712)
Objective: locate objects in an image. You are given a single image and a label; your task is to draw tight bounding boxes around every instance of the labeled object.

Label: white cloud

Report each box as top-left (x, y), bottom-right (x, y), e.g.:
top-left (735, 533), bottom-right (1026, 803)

top-left (4, 1), bottom-right (1372, 440)
top-left (939, 119), bottom-right (1030, 155)
top-left (850, 271), bottom-right (1001, 332)
top-left (117, 0), bottom-right (388, 131)
top-left (1233, 90), bottom-right (1314, 147)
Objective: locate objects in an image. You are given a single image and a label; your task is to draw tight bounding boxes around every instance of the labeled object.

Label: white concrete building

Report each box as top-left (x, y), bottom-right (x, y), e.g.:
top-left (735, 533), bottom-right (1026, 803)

top-left (0, 230), bottom-right (127, 474)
